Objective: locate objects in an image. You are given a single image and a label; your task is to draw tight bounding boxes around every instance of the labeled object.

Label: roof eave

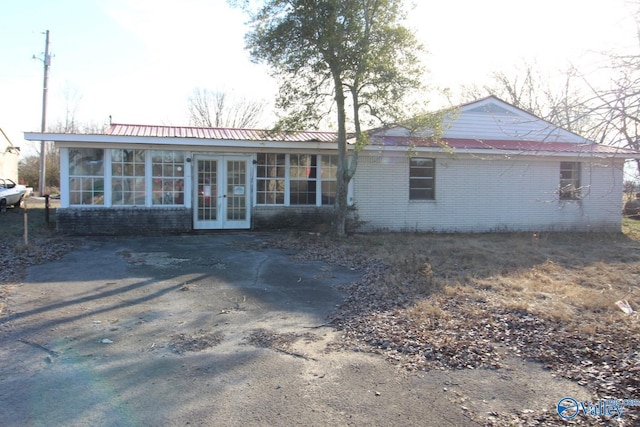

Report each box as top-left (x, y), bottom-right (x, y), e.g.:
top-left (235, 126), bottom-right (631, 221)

top-left (363, 144), bottom-right (640, 159)
top-left (23, 132), bottom-right (340, 150)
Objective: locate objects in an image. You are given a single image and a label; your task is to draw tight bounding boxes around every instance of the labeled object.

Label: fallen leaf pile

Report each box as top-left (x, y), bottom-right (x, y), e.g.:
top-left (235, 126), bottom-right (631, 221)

top-left (169, 330), bottom-right (224, 354)
top-left (0, 237), bottom-right (75, 315)
top-left (245, 328), bottom-right (317, 349)
top-left (245, 328), bottom-right (320, 361)
top-left (0, 238), bottom-right (74, 285)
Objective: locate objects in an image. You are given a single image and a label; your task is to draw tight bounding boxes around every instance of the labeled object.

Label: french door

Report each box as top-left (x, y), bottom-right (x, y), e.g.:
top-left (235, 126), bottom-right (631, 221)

top-left (193, 156), bottom-right (251, 229)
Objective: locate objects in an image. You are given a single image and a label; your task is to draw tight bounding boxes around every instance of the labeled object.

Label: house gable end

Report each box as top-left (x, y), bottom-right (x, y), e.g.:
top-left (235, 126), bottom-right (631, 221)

top-left (444, 96), bottom-right (590, 143)
top-left (368, 96), bottom-right (591, 145)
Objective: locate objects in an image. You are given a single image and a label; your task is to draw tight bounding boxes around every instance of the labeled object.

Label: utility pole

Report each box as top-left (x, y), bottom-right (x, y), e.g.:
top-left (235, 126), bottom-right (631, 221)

top-left (39, 30), bottom-right (51, 196)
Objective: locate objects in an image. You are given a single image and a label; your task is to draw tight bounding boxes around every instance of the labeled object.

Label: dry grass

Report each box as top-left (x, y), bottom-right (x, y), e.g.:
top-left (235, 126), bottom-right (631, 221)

top-left (331, 226), bottom-right (640, 329)
top-left (288, 224), bottom-right (640, 330)
top-left (0, 196), bottom-right (59, 241)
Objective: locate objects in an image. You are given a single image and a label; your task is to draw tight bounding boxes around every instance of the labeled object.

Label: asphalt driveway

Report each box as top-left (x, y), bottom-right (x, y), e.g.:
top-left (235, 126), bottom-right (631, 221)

top-left (0, 233), bottom-right (366, 425)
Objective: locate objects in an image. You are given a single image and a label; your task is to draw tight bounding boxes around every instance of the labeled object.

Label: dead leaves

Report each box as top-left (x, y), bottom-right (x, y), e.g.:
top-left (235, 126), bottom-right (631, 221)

top-left (245, 328), bottom-right (320, 360)
top-left (169, 330), bottom-right (224, 354)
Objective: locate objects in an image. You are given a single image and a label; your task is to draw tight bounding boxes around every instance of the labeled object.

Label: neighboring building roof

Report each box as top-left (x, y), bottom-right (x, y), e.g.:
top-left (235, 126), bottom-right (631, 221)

top-left (106, 123), bottom-right (339, 143)
top-left (1, 127), bottom-right (19, 153)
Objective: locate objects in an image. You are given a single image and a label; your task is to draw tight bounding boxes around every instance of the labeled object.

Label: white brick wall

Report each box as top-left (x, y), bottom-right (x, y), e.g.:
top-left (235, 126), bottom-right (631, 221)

top-left (354, 152), bottom-right (624, 232)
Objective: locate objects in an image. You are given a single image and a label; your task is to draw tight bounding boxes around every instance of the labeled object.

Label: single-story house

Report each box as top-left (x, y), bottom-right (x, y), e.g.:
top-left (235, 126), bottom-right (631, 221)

top-left (1, 127), bottom-right (20, 182)
top-left (24, 96), bottom-right (640, 235)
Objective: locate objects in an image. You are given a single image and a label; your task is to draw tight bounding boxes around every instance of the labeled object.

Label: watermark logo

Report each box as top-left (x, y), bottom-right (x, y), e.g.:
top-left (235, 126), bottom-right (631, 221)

top-left (557, 397), bottom-right (581, 420)
top-left (557, 397), bottom-right (640, 420)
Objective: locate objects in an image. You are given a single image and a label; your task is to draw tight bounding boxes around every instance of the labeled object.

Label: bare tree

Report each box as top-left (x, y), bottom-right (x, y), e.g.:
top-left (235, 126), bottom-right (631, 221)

top-left (188, 88), bottom-right (266, 128)
top-left (460, 62), bottom-right (595, 138)
top-left (21, 87), bottom-right (109, 192)
top-left (586, 53), bottom-right (640, 173)
top-left (455, 2), bottom-right (640, 178)
top-left (581, 2), bottom-right (640, 174)
top-left (50, 85), bottom-right (109, 134)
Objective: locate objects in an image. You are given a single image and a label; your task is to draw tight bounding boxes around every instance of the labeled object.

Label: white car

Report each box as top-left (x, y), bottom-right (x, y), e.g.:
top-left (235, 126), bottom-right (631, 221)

top-left (0, 178), bottom-right (27, 212)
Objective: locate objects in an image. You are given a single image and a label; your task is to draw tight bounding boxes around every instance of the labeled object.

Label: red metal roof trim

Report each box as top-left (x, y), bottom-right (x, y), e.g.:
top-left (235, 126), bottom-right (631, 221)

top-left (371, 135), bottom-right (640, 155)
top-left (106, 124), bottom-right (339, 143)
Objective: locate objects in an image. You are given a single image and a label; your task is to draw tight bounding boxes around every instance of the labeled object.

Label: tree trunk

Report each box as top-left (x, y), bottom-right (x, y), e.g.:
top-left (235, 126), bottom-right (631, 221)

top-left (335, 173), bottom-right (348, 237)
top-left (333, 74), bottom-right (349, 237)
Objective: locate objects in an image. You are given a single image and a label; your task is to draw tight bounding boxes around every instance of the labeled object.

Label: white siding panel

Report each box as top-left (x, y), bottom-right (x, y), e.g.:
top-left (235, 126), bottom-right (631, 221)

top-left (440, 113), bottom-right (587, 143)
top-left (354, 152), bottom-right (624, 232)
top-left (375, 98), bottom-right (589, 144)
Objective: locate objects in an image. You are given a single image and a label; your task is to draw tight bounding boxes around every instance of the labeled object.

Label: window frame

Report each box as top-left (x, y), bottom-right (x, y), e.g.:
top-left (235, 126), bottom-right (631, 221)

top-left (559, 161), bottom-right (581, 201)
top-left (289, 154), bottom-right (318, 205)
top-left (64, 148), bottom-right (187, 208)
top-left (256, 153), bottom-right (286, 205)
top-left (68, 148), bottom-right (106, 206)
top-left (409, 157), bottom-right (436, 201)
top-left (320, 154), bottom-right (338, 205)
top-left (151, 150), bottom-right (185, 206)
top-left (255, 153), bottom-right (338, 206)
top-left (111, 149), bottom-right (146, 206)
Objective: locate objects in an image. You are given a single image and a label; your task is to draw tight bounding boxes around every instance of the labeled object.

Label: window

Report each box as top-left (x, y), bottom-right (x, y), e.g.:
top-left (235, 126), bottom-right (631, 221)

top-left (559, 162), bottom-right (581, 200)
top-left (409, 158), bottom-right (435, 200)
top-left (151, 150), bottom-right (185, 205)
top-left (320, 155), bottom-right (338, 205)
top-left (256, 153), bottom-right (338, 206)
top-left (112, 149), bottom-right (146, 206)
top-left (289, 154), bottom-right (317, 205)
top-left (69, 148), bottom-right (105, 205)
top-left (256, 153), bottom-right (285, 204)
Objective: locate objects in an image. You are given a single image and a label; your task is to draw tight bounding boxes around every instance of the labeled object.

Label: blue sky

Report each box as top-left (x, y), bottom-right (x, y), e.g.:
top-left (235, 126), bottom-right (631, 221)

top-left (1, 0), bottom-right (637, 156)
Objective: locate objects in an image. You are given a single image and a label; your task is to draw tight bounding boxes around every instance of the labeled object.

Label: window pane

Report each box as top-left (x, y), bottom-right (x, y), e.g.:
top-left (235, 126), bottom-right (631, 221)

top-left (290, 180), bottom-right (316, 205)
top-left (322, 181), bottom-right (336, 205)
top-left (69, 148), bottom-right (104, 176)
top-left (290, 154), bottom-right (316, 179)
top-left (72, 178), bottom-right (104, 205)
top-left (409, 158), bottom-right (434, 177)
top-left (320, 155), bottom-right (338, 179)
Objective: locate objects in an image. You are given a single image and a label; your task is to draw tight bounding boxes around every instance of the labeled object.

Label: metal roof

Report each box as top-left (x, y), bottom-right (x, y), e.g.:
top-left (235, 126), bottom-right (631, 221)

top-left (105, 124), bottom-right (339, 143)
top-left (1, 127), bottom-right (19, 152)
top-left (370, 135), bottom-right (640, 156)
top-left (27, 123), bottom-right (639, 157)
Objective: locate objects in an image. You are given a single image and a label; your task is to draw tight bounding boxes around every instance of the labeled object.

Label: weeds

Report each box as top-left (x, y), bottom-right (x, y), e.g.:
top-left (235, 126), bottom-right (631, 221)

top-left (3, 198), bottom-right (56, 236)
